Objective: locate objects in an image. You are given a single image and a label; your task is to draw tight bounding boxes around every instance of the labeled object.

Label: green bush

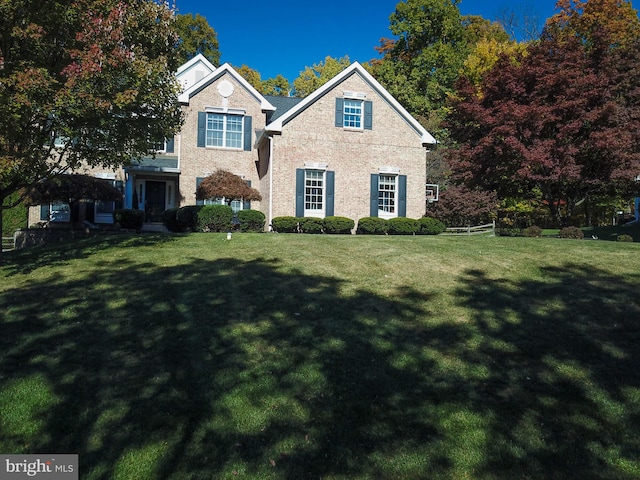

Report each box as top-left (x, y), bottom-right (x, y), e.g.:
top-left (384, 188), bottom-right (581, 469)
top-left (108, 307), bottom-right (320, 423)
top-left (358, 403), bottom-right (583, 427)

top-left (387, 217), bottom-right (419, 235)
top-left (523, 225), bottom-right (542, 237)
top-left (113, 209), bottom-right (145, 231)
top-left (238, 210), bottom-right (266, 232)
top-left (2, 193), bottom-right (28, 235)
top-left (323, 216), bottom-right (354, 234)
top-left (176, 206), bottom-right (202, 232)
top-left (559, 226), bottom-right (584, 239)
top-left (417, 216), bottom-right (445, 235)
top-left (617, 234), bottom-right (633, 242)
top-left (356, 217), bottom-right (388, 235)
top-left (161, 208), bottom-right (180, 232)
top-left (271, 216), bottom-right (299, 233)
top-left (197, 204), bottom-right (233, 232)
top-left (299, 217), bottom-right (324, 234)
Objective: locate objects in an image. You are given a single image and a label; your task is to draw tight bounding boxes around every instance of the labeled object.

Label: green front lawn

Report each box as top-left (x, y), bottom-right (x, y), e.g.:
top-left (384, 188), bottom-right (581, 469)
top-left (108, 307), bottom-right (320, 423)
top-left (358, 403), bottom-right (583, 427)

top-left (1, 233), bottom-right (639, 479)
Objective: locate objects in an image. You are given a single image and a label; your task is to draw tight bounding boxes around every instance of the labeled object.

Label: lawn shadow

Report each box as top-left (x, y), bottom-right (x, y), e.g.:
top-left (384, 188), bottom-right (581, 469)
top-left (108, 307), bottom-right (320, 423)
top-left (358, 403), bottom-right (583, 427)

top-left (2, 254), bottom-right (639, 479)
top-left (454, 264), bottom-right (640, 479)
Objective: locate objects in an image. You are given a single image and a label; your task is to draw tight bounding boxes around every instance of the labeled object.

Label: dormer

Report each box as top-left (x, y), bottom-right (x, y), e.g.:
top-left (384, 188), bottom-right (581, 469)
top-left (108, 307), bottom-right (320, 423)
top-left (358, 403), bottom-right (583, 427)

top-left (176, 54), bottom-right (217, 93)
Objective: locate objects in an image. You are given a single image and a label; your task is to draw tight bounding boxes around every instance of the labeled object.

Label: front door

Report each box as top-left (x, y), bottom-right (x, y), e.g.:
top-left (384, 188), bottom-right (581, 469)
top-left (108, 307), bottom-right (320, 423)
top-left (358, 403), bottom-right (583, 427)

top-left (145, 181), bottom-right (166, 222)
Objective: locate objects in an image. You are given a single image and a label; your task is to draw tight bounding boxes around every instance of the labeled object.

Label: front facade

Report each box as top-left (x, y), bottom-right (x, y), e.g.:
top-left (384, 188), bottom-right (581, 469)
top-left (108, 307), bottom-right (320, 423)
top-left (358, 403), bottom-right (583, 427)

top-left (29, 55), bottom-right (436, 229)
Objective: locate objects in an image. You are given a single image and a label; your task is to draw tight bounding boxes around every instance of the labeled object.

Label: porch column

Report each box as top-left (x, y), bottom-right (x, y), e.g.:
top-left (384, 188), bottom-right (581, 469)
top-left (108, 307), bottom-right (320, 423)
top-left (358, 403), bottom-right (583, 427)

top-left (125, 171), bottom-right (134, 209)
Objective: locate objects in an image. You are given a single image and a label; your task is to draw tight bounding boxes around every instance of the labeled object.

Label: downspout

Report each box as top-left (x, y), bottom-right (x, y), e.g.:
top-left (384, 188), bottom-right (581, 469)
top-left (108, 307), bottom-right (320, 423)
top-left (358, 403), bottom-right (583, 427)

top-left (269, 134), bottom-right (274, 230)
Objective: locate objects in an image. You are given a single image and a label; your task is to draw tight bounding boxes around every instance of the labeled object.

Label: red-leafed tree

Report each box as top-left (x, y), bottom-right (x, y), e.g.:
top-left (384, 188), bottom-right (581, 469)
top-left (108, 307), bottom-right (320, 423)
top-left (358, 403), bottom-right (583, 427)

top-left (0, 0), bottom-right (183, 261)
top-left (196, 170), bottom-right (261, 205)
top-left (446, 31), bottom-right (640, 226)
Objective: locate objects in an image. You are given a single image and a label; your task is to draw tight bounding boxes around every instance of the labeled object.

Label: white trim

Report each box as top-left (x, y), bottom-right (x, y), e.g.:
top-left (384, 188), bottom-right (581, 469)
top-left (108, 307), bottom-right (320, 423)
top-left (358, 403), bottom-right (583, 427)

top-left (94, 172), bottom-right (117, 179)
top-left (303, 162), bottom-right (328, 170)
top-left (205, 106), bottom-right (246, 115)
top-left (343, 91), bottom-right (366, 99)
top-left (378, 166), bottom-right (400, 175)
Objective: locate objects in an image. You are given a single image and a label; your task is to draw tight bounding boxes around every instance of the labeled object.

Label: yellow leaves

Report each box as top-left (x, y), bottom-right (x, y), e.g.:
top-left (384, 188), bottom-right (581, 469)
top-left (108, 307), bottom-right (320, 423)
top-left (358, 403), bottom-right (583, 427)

top-left (114, 89), bottom-right (138, 107)
top-left (461, 38), bottom-right (528, 94)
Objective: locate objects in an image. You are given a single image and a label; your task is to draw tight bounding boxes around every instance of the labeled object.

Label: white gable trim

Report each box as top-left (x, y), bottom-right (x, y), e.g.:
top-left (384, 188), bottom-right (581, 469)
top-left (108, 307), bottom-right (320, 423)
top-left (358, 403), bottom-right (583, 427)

top-left (265, 62), bottom-right (436, 146)
top-left (178, 62), bottom-right (276, 112)
top-left (176, 53), bottom-right (216, 77)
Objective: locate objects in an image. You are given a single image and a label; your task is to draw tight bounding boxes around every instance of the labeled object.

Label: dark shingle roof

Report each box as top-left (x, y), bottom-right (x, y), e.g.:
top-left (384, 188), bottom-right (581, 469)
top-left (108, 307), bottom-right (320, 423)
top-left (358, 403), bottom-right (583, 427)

top-left (264, 95), bottom-right (304, 123)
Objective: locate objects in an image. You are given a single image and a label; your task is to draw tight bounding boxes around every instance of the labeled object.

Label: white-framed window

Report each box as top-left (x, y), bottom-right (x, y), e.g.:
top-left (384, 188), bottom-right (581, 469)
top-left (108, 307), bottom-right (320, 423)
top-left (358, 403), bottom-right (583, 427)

top-left (206, 113), bottom-right (243, 149)
top-left (378, 174), bottom-right (397, 218)
top-left (41, 202), bottom-right (71, 222)
top-left (343, 99), bottom-right (363, 129)
top-left (203, 197), bottom-right (244, 214)
top-left (305, 170), bottom-right (325, 217)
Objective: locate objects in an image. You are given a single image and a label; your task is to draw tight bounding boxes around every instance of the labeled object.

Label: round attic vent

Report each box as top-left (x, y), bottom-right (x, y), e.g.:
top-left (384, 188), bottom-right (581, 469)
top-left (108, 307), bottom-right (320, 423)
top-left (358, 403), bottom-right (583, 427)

top-left (217, 80), bottom-right (234, 98)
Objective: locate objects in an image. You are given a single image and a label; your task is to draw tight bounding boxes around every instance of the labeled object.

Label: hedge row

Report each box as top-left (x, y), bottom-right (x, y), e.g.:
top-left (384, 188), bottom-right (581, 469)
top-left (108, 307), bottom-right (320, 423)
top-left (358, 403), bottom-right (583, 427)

top-left (162, 205), bottom-right (265, 233)
top-left (271, 216), bottom-right (446, 235)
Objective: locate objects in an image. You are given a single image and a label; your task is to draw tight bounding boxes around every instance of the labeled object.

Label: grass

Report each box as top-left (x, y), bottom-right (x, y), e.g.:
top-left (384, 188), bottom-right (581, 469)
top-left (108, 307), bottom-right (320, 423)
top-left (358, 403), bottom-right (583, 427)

top-left (1, 232), bottom-right (640, 479)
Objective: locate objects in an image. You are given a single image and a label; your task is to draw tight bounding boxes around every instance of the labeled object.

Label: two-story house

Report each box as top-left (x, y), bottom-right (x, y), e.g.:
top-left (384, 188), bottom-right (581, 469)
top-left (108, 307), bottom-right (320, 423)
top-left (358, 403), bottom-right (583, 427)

top-left (29, 54), bottom-right (436, 229)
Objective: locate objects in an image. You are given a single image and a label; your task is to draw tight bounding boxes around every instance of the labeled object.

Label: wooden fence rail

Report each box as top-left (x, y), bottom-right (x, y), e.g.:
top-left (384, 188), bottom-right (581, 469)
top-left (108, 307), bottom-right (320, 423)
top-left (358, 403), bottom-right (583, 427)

top-left (442, 221), bottom-right (495, 236)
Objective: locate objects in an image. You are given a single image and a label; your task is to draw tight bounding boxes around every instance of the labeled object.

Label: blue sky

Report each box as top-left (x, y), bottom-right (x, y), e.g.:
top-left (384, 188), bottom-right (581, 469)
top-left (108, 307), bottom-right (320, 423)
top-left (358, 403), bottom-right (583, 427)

top-left (174, 0), bottom-right (559, 83)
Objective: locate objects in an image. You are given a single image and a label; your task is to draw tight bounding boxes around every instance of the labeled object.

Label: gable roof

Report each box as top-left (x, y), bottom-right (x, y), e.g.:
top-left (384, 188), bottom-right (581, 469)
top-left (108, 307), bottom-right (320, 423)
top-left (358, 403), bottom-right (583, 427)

top-left (178, 60), bottom-right (276, 112)
top-left (264, 62), bottom-right (437, 146)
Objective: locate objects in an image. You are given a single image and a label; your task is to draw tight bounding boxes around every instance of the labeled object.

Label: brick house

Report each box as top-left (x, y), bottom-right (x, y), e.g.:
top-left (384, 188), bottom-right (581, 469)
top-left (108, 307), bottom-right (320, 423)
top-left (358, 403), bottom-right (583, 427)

top-left (29, 54), bottom-right (436, 229)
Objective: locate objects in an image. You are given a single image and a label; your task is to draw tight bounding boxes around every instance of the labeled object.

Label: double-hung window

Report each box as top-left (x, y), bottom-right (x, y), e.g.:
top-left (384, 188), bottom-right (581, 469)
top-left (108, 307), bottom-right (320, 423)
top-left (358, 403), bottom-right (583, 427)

top-left (206, 113), bottom-right (243, 149)
top-left (378, 174), bottom-right (397, 217)
top-left (343, 100), bottom-right (363, 129)
top-left (304, 170), bottom-right (325, 217)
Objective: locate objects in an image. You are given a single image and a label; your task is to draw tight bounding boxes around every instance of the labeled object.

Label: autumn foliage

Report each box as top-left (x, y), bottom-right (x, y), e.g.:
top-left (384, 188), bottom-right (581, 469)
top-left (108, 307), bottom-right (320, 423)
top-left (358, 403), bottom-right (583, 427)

top-left (196, 170), bottom-right (262, 204)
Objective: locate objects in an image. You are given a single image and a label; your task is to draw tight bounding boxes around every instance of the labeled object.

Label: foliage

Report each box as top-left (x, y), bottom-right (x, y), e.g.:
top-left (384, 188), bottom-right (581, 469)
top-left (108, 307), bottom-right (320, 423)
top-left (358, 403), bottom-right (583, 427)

top-left (523, 226), bottom-right (542, 237)
top-left (197, 205), bottom-right (232, 233)
top-left (0, 0), bottom-right (183, 260)
top-left (174, 13), bottom-right (220, 65)
top-left (617, 234), bottom-right (633, 242)
top-left (427, 185), bottom-right (498, 227)
top-left (271, 216), bottom-right (299, 233)
top-left (417, 216), bottom-right (446, 235)
top-left (299, 217), bottom-right (324, 234)
top-left (2, 192), bottom-right (27, 235)
top-left (237, 210), bottom-right (265, 233)
top-left (323, 216), bottom-right (355, 234)
top-left (161, 208), bottom-right (180, 233)
top-left (176, 206), bottom-right (202, 232)
top-left (387, 217), bottom-right (419, 235)
top-left (26, 174), bottom-right (122, 206)
top-left (262, 74), bottom-right (291, 96)
top-left (235, 64), bottom-right (263, 92)
top-left (559, 226), bottom-right (585, 239)
top-left (356, 217), bottom-right (388, 235)
top-left (113, 209), bottom-right (144, 231)
top-left (292, 56), bottom-right (351, 97)
top-left (446, 31), bottom-right (640, 226)
top-left (372, 0), bottom-right (509, 124)
top-left (196, 170), bottom-right (261, 204)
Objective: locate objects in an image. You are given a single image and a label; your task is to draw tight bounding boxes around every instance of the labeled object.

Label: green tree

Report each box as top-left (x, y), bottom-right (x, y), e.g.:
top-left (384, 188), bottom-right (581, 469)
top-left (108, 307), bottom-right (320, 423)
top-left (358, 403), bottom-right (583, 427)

top-left (174, 13), bottom-right (220, 65)
top-left (262, 74), bottom-right (291, 96)
top-left (235, 64), bottom-right (263, 92)
top-left (0, 0), bottom-right (183, 261)
top-left (292, 56), bottom-right (351, 97)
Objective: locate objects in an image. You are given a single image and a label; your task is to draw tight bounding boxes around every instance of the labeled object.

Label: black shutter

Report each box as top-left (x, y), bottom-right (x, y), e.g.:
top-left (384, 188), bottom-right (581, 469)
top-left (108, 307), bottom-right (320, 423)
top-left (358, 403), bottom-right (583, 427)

top-left (326, 171), bottom-right (335, 217)
top-left (243, 180), bottom-right (252, 210)
top-left (296, 169), bottom-right (305, 217)
top-left (398, 175), bottom-right (407, 217)
top-left (335, 98), bottom-right (344, 127)
top-left (197, 112), bottom-right (206, 147)
top-left (370, 174), bottom-right (379, 217)
top-left (364, 101), bottom-right (373, 130)
top-left (243, 116), bottom-right (252, 151)
top-left (196, 177), bottom-right (204, 205)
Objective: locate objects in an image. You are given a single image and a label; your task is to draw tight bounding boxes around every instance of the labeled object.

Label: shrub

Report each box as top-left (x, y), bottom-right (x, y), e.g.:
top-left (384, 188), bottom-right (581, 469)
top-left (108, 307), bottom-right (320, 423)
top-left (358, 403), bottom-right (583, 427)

top-left (176, 206), bottom-right (202, 232)
top-left (356, 217), bottom-right (388, 235)
top-left (387, 217), bottom-right (419, 235)
top-left (113, 209), bottom-right (145, 231)
top-left (271, 216), bottom-right (299, 233)
top-left (197, 204), bottom-right (233, 232)
top-left (417, 216), bottom-right (445, 235)
top-left (161, 208), bottom-right (180, 232)
top-left (523, 225), bottom-right (542, 237)
top-left (299, 217), bottom-right (324, 234)
top-left (617, 234), bottom-right (633, 242)
top-left (323, 216), bottom-right (354, 234)
top-left (237, 210), bottom-right (266, 232)
top-left (559, 226), bottom-right (584, 239)
top-left (2, 192), bottom-right (28, 235)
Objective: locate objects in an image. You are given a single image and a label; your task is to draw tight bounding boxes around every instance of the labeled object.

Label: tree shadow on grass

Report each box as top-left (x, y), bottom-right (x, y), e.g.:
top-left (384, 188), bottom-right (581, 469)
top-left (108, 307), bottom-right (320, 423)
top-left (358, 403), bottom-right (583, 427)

top-left (1, 255), bottom-right (639, 479)
top-left (454, 264), bottom-right (640, 480)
